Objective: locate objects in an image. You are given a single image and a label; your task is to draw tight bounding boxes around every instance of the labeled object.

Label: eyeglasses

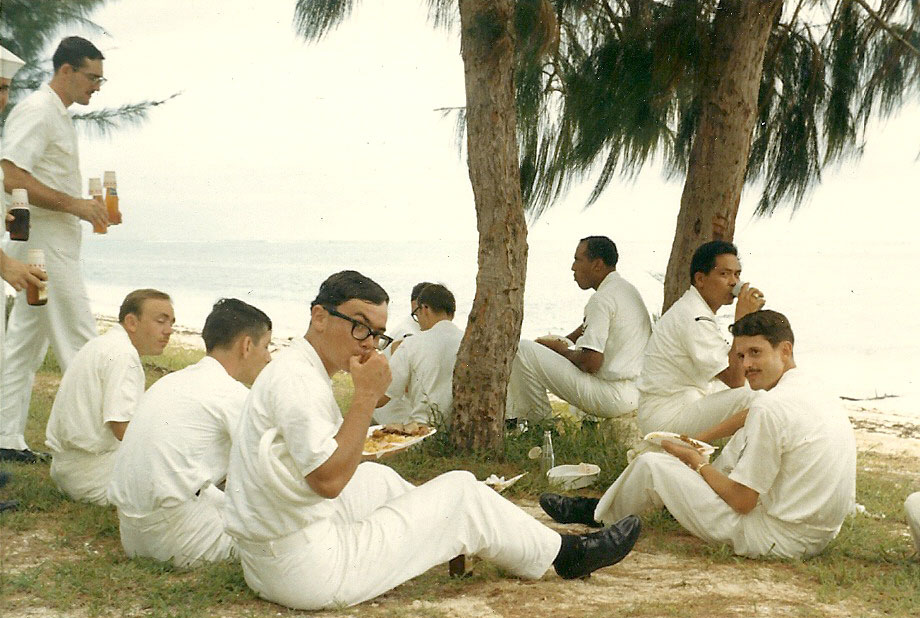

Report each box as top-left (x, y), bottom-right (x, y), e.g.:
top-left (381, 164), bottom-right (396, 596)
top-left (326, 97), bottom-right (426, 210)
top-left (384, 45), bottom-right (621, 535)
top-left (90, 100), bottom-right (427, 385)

top-left (75, 70), bottom-right (107, 85)
top-left (410, 306), bottom-right (421, 323)
top-left (324, 306), bottom-right (394, 351)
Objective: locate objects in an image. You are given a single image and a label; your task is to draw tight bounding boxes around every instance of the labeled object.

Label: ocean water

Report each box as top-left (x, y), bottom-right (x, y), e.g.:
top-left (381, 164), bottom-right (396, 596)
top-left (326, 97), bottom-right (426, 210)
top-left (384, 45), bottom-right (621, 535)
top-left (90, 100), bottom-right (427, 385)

top-left (80, 237), bottom-right (918, 417)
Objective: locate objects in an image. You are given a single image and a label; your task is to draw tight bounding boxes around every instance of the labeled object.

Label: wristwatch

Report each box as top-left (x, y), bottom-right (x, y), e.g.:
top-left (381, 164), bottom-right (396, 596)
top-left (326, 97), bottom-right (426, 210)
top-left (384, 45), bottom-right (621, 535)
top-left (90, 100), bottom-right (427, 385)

top-left (694, 460), bottom-right (710, 473)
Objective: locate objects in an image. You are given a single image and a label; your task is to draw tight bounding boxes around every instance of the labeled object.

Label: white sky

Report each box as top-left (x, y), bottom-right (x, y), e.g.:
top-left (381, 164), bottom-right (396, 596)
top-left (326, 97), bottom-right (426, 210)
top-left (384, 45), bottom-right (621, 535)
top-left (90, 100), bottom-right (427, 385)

top-left (42, 0), bottom-right (918, 247)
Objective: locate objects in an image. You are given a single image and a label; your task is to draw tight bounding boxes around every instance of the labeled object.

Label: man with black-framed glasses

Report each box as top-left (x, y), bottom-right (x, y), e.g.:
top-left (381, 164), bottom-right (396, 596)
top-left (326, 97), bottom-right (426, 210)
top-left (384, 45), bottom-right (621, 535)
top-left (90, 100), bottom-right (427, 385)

top-left (1, 36), bottom-right (112, 463)
top-left (224, 270), bottom-right (641, 610)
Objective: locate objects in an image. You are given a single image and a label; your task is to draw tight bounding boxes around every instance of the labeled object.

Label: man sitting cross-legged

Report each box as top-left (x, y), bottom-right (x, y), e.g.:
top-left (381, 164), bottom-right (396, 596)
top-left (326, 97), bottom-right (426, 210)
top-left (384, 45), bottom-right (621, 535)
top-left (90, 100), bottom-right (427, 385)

top-left (108, 298), bottom-right (272, 567)
top-left (541, 310), bottom-right (856, 559)
top-left (223, 270), bottom-right (642, 610)
top-left (45, 289), bottom-right (174, 504)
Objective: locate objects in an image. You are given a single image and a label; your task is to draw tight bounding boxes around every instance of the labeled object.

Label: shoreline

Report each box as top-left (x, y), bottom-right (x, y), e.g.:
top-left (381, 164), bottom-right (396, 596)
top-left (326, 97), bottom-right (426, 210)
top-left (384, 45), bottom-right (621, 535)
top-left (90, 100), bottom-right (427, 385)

top-left (95, 314), bottom-right (920, 459)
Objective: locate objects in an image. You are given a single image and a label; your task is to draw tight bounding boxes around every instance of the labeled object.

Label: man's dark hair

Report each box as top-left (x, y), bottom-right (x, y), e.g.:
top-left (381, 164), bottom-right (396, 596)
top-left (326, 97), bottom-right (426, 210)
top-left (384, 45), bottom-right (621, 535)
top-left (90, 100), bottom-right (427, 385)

top-left (690, 240), bottom-right (738, 284)
top-left (52, 37), bottom-right (104, 72)
top-left (580, 236), bottom-right (618, 268)
top-left (411, 281), bottom-right (433, 302)
top-left (118, 289), bottom-right (171, 323)
top-left (202, 298), bottom-right (272, 353)
top-left (416, 283), bottom-right (455, 316)
top-left (311, 270), bottom-right (389, 309)
top-left (729, 310), bottom-right (795, 347)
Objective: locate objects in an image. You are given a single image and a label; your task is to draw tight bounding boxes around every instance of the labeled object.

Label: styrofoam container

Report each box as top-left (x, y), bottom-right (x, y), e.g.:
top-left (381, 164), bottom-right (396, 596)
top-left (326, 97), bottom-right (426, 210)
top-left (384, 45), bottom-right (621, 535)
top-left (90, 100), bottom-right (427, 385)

top-left (547, 463), bottom-right (601, 490)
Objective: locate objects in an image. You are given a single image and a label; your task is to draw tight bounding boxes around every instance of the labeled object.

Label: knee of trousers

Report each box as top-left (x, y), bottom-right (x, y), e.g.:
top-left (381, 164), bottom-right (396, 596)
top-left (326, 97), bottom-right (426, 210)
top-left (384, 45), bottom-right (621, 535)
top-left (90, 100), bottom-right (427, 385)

top-left (906, 492), bottom-right (920, 517)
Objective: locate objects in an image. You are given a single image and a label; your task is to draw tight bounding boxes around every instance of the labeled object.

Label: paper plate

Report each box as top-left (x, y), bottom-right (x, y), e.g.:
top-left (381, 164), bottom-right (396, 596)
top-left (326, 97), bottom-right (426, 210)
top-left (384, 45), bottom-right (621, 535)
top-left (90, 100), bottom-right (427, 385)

top-left (643, 431), bottom-right (715, 456)
top-left (362, 424), bottom-right (437, 458)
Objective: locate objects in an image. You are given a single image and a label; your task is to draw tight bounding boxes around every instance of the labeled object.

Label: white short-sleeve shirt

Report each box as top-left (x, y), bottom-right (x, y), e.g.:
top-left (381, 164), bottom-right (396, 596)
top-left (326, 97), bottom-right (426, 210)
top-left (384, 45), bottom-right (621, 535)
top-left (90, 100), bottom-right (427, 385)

top-left (2, 84), bottom-right (82, 245)
top-left (637, 285), bottom-right (730, 397)
top-left (45, 324), bottom-right (144, 455)
top-left (727, 369), bottom-right (856, 535)
top-left (386, 320), bottom-right (463, 424)
top-left (108, 356), bottom-right (250, 517)
top-left (383, 315), bottom-right (421, 359)
top-left (573, 271), bottom-right (651, 381)
top-left (224, 337), bottom-right (342, 542)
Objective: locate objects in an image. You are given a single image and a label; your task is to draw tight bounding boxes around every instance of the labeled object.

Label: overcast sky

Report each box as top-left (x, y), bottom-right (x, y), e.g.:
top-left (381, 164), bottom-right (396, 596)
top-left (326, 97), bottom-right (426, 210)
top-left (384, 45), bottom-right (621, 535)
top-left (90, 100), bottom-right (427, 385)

top-left (31, 0), bottom-right (920, 247)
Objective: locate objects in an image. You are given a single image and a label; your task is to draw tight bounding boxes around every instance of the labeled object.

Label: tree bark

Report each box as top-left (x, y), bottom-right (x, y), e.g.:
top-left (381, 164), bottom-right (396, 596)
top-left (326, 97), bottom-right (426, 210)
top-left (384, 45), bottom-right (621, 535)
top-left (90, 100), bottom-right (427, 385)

top-left (662, 0), bottom-right (783, 312)
top-left (450, 0), bottom-right (527, 453)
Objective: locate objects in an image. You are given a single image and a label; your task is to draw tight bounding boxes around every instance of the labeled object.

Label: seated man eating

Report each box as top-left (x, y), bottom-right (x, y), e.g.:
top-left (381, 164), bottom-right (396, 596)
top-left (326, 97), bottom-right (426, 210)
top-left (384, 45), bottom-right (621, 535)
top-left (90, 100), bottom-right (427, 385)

top-left (541, 310), bottom-right (856, 559)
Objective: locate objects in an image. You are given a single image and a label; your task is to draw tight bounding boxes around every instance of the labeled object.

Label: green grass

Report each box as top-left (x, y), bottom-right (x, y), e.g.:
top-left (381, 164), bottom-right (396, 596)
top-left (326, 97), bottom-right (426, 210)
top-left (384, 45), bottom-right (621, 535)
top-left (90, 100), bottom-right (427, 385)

top-left (1, 345), bottom-right (919, 617)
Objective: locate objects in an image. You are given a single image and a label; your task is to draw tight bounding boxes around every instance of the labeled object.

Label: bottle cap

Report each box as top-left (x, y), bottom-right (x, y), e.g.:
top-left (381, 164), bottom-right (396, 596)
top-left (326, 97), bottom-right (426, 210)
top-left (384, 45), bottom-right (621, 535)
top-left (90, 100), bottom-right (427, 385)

top-left (88, 177), bottom-right (103, 196)
top-left (27, 248), bottom-right (45, 268)
top-left (10, 188), bottom-right (28, 207)
top-left (103, 171), bottom-right (117, 188)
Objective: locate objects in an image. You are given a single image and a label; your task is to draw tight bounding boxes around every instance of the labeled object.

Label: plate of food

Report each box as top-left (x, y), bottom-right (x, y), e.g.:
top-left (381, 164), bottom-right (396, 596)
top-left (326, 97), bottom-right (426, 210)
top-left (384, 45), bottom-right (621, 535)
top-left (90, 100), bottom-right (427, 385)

top-left (642, 431), bottom-right (715, 456)
top-left (363, 422), bottom-right (436, 458)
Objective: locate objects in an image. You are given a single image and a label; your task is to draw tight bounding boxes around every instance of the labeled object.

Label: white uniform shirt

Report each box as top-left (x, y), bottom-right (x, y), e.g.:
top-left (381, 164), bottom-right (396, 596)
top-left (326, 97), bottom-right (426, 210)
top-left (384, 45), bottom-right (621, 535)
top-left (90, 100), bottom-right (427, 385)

top-left (45, 325), bottom-right (143, 455)
top-left (225, 337), bottom-right (341, 542)
top-left (108, 356), bottom-right (249, 517)
top-left (385, 320), bottom-right (463, 424)
top-left (1, 83), bottom-right (82, 248)
top-left (574, 271), bottom-right (651, 381)
top-left (637, 285), bottom-right (729, 397)
top-left (727, 369), bottom-right (856, 536)
top-left (383, 315), bottom-right (421, 359)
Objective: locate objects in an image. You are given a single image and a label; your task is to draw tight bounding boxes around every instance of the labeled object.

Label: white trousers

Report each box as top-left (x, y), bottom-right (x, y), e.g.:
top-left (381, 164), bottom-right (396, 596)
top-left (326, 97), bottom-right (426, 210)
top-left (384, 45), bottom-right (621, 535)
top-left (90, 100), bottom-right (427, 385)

top-left (49, 448), bottom-right (116, 506)
top-left (118, 485), bottom-right (236, 568)
top-left (906, 492), bottom-right (920, 553)
top-left (236, 463), bottom-right (561, 610)
top-left (637, 386), bottom-right (756, 436)
top-left (506, 339), bottom-right (639, 421)
top-left (1, 240), bottom-right (96, 450)
top-left (595, 452), bottom-right (835, 558)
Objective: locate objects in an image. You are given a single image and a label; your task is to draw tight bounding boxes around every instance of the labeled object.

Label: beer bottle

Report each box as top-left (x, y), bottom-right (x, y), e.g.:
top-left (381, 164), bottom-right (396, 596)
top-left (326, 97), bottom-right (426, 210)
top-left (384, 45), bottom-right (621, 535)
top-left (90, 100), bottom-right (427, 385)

top-left (103, 171), bottom-right (121, 225)
top-left (88, 177), bottom-right (106, 234)
top-left (7, 188), bottom-right (30, 241)
top-left (26, 249), bottom-right (48, 306)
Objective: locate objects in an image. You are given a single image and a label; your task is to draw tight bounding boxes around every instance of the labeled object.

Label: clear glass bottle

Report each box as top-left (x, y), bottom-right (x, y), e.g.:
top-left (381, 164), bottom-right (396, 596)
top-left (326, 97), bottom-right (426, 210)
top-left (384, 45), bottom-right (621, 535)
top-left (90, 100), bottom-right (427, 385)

top-left (540, 430), bottom-right (555, 475)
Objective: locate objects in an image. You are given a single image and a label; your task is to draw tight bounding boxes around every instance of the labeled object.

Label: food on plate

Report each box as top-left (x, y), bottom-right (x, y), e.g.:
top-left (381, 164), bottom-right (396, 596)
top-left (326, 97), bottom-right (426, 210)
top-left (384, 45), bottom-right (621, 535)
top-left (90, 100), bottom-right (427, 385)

top-left (363, 423), bottom-right (434, 455)
top-left (643, 431), bottom-right (715, 455)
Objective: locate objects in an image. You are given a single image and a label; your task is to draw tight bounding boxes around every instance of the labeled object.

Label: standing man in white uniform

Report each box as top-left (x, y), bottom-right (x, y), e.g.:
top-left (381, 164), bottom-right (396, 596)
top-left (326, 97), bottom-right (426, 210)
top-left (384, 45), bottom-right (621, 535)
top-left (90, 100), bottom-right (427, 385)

top-left (109, 298), bottom-right (272, 567)
top-left (45, 289), bottom-right (174, 504)
top-left (506, 236), bottom-right (651, 421)
top-left (541, 310), bottom-right (857, 559)
top-left (1, 37), bottom-right (111, 463)
top-left (224, 270), bottom-right (641, 610)
top-left (637, 241), bottom-right (765, 437)
top-left (376, 283), bottom-right (463, 426)
top-left (373, 281), bottom-right (429, 424)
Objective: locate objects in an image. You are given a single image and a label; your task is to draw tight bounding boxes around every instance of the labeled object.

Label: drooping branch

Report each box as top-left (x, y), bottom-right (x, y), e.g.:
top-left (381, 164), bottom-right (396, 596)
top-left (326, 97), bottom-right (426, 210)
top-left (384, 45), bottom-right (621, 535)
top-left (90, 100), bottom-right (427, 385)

top-left (853, 0), bottom-right (920, 57)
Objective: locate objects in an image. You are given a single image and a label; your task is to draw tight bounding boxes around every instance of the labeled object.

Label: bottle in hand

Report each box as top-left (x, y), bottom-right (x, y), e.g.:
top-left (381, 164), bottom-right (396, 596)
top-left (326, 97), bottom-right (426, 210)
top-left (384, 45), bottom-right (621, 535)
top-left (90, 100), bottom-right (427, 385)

top-left (88, 177), bottom-right (106, 234)
top-left (103, 171), bottom-right (121, 225)
top-left (6, 188), bottom-right (30, 241)
top-left (26, 249), bottom-right (48, 306)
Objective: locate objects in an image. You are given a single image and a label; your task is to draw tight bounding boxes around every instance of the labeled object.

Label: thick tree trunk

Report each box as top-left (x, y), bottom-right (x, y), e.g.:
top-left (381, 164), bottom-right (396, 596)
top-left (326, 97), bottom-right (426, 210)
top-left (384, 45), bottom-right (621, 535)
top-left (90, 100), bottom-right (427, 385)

top-left (450, 0), bottom-right (527, 453)
top-left (662, 0), bottom-right (783, 312)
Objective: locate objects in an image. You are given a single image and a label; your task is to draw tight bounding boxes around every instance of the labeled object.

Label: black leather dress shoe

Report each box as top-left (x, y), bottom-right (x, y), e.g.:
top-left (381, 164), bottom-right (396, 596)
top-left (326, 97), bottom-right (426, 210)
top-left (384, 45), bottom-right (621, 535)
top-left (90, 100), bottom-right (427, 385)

top-left (539, 493), bottom-right (603, 527)
top-left (0, 448), bottom-right (50, 464)
top-left (555, 514), bottom-right (641, 579)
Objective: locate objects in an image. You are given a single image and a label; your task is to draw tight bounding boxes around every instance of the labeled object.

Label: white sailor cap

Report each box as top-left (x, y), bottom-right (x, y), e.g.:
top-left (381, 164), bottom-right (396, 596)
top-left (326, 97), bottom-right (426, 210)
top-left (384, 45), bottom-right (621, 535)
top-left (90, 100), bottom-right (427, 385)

top-left (0, 45), bottom-right (25, 80)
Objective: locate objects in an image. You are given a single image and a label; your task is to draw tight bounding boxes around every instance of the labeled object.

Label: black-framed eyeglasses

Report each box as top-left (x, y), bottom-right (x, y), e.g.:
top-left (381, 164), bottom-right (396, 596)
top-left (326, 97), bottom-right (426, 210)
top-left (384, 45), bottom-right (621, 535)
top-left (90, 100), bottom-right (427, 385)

top-left (410, 306), bottom-right (421, 323)
top-left (324, 306), bottom-right (394, 351)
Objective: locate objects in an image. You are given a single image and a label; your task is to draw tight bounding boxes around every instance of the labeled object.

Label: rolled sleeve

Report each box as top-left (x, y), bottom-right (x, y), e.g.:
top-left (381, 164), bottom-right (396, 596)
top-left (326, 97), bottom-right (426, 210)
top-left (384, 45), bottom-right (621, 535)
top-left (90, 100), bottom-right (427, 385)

top-left (272, 375), bottom-right (340, 478)
top-left (2, 100), bottom-right (50, 175)
top-left (100, 354), bottom-right (144, 424)
top-left (576, 296), bottom-right (612, 354)
top-left (728, 407), bottom-right (782, 495)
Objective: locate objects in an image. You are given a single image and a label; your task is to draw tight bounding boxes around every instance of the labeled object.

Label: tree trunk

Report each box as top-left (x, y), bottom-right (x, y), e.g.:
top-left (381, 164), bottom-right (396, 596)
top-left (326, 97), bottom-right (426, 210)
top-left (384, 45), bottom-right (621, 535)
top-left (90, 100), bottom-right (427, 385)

top-left (450, 0), bottom-right (527, 453)
top-left (662, 0), bottom-right (783, 312)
